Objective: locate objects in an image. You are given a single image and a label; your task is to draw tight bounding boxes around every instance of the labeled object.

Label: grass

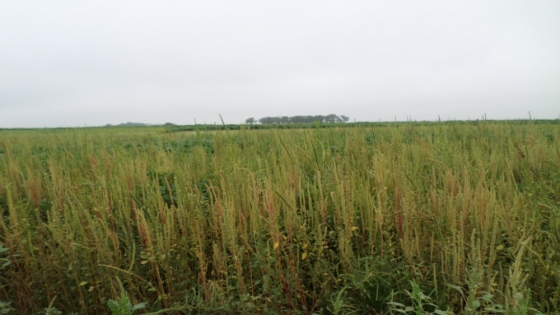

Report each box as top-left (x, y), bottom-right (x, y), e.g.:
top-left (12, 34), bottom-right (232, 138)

top-left (0, 121), bottom-right (559, 314)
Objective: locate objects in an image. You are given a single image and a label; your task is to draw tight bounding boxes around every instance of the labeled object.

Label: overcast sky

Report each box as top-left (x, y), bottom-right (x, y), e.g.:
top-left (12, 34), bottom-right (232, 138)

top-left (1, 1), bottom-right (559, 127)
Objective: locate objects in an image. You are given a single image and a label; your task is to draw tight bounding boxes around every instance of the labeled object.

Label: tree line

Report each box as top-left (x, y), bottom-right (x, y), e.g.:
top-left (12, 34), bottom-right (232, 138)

top-left (246, 114), bottom-right (350, 125)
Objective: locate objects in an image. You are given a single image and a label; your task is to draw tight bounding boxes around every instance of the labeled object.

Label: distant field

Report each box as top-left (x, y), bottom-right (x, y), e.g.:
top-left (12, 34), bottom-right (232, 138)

top-left (0, 121), bottom-right (559, 314)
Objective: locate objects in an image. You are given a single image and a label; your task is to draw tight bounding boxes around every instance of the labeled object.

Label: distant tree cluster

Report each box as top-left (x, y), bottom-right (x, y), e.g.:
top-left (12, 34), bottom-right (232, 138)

top-left (105, 122), bottom-right (150, 127)
top-left (246, 114), bottom-right (349, 125)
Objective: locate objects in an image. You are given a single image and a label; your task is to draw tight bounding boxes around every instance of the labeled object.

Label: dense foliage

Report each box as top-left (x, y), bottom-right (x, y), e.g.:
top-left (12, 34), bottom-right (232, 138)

top-left (0, 121), bottom-right (559, 314)
top-left (248, 114), bottom-right (350, 125)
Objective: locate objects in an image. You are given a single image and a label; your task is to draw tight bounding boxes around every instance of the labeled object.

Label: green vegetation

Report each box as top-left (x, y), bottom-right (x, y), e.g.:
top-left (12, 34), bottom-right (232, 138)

top-left (249, 114), bottom-right (350, 124)
top-left (0, 121), bottom-right (559, 314)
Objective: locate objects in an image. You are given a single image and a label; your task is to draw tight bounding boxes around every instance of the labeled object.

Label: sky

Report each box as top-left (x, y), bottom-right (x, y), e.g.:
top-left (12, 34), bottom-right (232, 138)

top-left (1, 1), bottom-right (559, 128)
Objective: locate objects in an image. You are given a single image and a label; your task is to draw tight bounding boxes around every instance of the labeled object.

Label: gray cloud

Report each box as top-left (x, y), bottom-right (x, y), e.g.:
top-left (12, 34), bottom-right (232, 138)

top-left (1, 1), bottom-right (559, 127)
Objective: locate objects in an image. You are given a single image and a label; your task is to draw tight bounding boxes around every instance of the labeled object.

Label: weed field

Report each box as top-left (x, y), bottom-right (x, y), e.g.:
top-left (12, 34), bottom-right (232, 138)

top-left (1, 122), bottom-right (559, 314)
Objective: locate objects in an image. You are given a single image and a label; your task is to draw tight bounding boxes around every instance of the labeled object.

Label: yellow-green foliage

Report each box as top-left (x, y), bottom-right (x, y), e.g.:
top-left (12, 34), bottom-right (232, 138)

top-left (0, 122), bottom-right (559, 314)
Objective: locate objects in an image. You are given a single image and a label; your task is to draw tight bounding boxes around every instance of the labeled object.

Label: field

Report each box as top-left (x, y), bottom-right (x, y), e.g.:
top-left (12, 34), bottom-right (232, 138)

top-left (1, 121), bottom-right (559, 314)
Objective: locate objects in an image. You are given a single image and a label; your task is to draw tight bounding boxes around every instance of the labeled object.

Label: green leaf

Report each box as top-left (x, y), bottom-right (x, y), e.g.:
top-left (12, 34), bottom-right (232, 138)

top-left (387, 302), bottom-right (405, 307)
top-left (0, 259), bottom-right (10, 269)
top-left (447, 284), bottom-right (465, 296)
top-left (0, 300), bottom-right (14, 315)
top-left (481, 292), bottom-right (494, 301)
top-left (132, 302), bottom-right (147, 311)
top-left (107, 299), bottom-right (120, 312)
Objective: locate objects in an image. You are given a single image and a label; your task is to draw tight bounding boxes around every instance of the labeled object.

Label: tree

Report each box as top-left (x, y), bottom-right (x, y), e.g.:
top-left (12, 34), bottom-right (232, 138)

top-left (256, 114), bottom-right (349, 124)
top-left (245, 117), bottom-right (256, 124)
top-left (326, 114), bottom-right (339, 123)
